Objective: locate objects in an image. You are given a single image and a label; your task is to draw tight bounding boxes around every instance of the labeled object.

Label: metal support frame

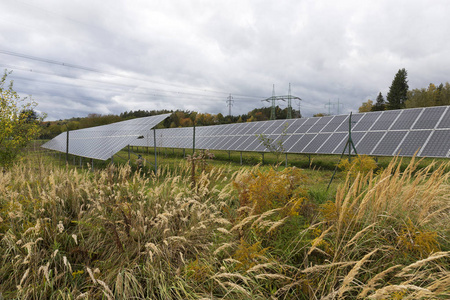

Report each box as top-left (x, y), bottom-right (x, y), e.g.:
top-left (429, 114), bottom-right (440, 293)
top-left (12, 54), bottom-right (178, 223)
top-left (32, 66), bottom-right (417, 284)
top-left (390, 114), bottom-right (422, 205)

top-left (66, 130), bottom-right (69, 163)
top-left (153, 128), bottom-right (157, 174)
top-left (327, 112), bottom-right (358, 191)
top-left (192, 124), bottom-right (196, 154)
top-left (285, 153), bottom-right (288, 168)
top-left (240, 152), bottom-right (243, 165)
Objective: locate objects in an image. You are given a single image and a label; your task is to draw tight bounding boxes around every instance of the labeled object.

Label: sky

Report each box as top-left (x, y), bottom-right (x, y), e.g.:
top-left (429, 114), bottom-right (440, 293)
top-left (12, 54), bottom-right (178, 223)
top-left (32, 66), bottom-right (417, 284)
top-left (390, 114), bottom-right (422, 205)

top-left (1, 0), bottom-right (449, 121)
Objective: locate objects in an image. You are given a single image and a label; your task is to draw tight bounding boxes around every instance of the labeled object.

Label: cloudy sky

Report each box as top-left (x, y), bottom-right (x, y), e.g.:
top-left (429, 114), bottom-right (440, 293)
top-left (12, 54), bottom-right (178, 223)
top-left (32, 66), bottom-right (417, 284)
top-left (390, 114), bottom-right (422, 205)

top-left (1, 0), bottom-right (449, 121)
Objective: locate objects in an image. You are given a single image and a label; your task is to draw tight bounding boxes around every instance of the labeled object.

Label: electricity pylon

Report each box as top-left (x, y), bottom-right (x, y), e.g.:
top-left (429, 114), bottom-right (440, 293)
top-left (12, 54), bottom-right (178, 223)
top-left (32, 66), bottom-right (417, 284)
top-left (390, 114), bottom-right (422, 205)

top-left (226, 94), bottom-right (234, 116)
top-left (262, 84), bottom-right (302, 120)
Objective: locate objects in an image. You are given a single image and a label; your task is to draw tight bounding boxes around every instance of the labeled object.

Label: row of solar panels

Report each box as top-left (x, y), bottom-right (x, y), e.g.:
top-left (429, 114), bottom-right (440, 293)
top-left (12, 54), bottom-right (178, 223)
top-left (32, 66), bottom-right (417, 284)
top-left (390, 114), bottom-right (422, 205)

top-left (132, 106), bottom-right (450, 158)
top-left (42, 113), bottom-right (171, 160)
top-left (42, 106), bottom-right (450, 160)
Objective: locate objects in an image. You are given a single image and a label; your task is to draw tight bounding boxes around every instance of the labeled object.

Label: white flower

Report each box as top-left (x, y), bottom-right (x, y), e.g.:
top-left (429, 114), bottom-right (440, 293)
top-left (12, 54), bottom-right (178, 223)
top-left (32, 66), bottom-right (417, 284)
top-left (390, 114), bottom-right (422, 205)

top-left (57, 221), bottom-right (64, 233)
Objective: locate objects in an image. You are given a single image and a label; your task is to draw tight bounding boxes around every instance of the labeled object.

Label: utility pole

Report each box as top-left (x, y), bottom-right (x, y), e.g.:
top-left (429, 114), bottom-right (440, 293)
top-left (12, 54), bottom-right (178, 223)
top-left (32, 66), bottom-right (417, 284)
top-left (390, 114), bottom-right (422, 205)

top-left (226, 94), bottom-right (234, 116)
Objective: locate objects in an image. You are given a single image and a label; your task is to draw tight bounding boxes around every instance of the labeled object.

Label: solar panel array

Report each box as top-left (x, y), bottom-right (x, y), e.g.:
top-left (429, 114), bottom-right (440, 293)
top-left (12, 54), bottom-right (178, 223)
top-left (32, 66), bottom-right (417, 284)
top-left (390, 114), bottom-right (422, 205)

top-left (42, 113), bottom-right (171, 160)
top-left (132, 106), bottom-right (450, 158)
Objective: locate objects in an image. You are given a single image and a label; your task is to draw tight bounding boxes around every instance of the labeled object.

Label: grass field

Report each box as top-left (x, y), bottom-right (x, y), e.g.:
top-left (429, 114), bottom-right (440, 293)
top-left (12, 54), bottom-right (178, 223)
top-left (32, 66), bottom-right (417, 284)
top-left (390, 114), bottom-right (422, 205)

top-left (0, 146), bottom-right (449, 299)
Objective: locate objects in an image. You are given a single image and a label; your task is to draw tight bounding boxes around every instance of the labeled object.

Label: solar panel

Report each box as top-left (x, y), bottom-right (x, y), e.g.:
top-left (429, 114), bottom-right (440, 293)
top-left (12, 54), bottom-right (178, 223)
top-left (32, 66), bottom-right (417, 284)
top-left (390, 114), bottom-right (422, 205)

top-left (308, 116), bottom-right (333, 133)
top-left (353, 112), bottom-right (380, 131)
top-left (352, 131), bottom-right (385, 155)
top-left (42, 114), bottom-right (170, 160)
top-left (295, 118), bottom-right (320, 133)
top-left (390, 109), bottom-right (421, 130)
top-left (287, 118), bottom-right (307, 133)
top-left (321, 115), bottom-right (348, 132)
top-left (436, 106), bottom-right (450, 129)
top-left (336, 114), bottom-right (364, 132)
top-left (288, 134), bottom-right (316, 153)
top-left (303, 133), bottom-right (332, 153)
top-left (317, 132), bottom-right (347, 154)
top-left (396, 130), bottom-right (432, 156)
top-left (372, 131), bottom-right (408, 156)
top-left (371, 110), bottom-right (400, 131)
top-left (419, 130), bottom-right (450, 157)
top-left (413, 107), bottom-right (442, 129)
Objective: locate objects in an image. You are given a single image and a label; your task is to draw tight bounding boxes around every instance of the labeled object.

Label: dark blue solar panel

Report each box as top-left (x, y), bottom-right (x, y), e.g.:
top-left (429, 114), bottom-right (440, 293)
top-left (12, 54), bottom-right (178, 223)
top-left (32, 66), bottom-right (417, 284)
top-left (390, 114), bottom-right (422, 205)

top-left (420, 130), bottom-right (450, 157)
top-left (353, 112), bottom-right (381, 131)
top-left (321, 115), bottom-right (348, 132)
top-left (396, 130), bottom-right (432, 156)
top-left (243, 135), bottom-right (262, 151)
top-left (303, 133), bottom-right (332, 153)
top-left (390, 109), bottom-right (421, 130)
top-left (287, 118), bottom-right (307, 133)
top-left (228, 136), bottom-right (252, 151)
top-left (288, 134), bottom-right (316, 153)
top-left (294, 118), bottom-right (320, 133)
top-left (371, 110), bottom-right (401, 130)
top-left (372, 131), bottom-right (407, 156)
top-left (245, 122), bottom-right (265, 134)
top-left (262, 121), bottom-right (283, 134)
top-left (308, 116), bottom-right (333, 133)
top-left (214, 136), bottom-right (236, 150)
top-left (271, 120), bottom-right (292, 134)
top-left (283, 134), bottom-right (304, 152)
top-left (232, 123), bottom-right (253, 135)
top-left (207, 137), bottom-right (223, 149)
top-left (317, 132), bottom-right (347, 153)
top-left (336, 114), bottom-right (364, 132)
top-left (436, 107), bottom-right (450, 129)
top-left (413, 107), bottom-right (444, 129)
top-left (224, 124), bottom-right (241, 135)
top-left (355, 132), bottom-right (386, 155)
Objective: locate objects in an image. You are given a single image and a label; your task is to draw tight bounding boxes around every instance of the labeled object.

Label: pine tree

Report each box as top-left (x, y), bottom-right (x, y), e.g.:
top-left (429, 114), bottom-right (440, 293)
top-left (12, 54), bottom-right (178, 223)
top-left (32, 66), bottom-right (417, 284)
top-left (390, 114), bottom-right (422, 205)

top-left (372, 92), bottom-right (386, 111)
top-left (386, 68), bottom-right (409, 110)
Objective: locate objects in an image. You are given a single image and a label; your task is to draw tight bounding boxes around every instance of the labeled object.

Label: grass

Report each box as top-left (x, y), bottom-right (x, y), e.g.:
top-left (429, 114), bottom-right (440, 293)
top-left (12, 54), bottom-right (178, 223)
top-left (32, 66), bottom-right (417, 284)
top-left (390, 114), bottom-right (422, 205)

top-left (0, 147), bottom-right (449, 299)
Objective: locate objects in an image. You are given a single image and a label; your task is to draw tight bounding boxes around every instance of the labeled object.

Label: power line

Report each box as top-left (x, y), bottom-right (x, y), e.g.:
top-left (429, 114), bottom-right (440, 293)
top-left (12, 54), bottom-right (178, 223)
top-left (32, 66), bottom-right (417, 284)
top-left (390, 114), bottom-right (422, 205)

top-left (0, 49), bottom-right (265, 99)
top-left (2, 65), bottom-right (235, 100)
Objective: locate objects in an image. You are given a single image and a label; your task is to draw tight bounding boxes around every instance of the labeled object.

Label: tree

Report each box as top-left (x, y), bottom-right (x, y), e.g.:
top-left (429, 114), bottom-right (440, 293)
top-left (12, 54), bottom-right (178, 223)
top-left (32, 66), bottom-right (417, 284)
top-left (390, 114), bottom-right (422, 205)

top-left (0, 71), bottom-right (42, 167)
top-left (358, 99), bottom-right (373, 112)
top-left (386, 68), bottom-right (409, 110)
top-left (406, 82), bottom-right (450, 108)
top-left (372, 92), bottom-right (386, 111)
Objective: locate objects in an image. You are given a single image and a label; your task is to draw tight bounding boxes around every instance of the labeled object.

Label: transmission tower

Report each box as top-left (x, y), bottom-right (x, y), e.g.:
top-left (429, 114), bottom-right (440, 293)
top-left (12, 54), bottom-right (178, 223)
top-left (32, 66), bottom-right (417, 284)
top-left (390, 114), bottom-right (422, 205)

top-left (262, 84), bottom-right (301, 120)
top-left (226, 94), bottom-right (234, 116)
top-left (287, 83), bottom-right (294, 119)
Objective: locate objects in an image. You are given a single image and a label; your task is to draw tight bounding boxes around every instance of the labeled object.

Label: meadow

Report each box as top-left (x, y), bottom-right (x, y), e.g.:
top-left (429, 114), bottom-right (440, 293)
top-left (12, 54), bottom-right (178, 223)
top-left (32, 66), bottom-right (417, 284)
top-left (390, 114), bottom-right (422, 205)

top-left (0, 146), bottom-right (449, 299)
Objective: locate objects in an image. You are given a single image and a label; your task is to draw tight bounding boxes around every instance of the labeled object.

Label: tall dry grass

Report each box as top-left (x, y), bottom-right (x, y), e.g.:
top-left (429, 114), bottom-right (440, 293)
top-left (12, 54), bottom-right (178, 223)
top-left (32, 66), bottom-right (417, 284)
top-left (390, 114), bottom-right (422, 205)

top-left (0, 154), bottom-right (449, 299)
top-left (277, 156), bottom-right (450, 299)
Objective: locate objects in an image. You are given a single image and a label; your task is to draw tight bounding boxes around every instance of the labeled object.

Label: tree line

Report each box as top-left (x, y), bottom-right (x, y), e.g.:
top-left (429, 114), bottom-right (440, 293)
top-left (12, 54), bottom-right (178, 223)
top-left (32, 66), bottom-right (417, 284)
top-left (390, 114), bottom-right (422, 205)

top-left (359, 68), bottom-right (450, 112)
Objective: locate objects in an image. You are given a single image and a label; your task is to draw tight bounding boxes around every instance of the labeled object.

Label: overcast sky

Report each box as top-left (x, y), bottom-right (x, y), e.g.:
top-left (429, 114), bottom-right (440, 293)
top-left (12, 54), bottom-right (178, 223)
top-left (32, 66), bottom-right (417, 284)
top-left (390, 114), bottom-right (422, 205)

top-left (1, 0), bottom-right (449, 121)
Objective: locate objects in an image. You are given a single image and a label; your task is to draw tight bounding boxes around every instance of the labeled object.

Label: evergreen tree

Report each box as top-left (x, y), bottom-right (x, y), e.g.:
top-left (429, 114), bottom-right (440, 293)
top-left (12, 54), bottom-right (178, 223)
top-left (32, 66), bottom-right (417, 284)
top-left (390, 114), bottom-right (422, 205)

top-left (372, 92), bottom-right (386, 111)
top-left (386, 68), bottom-right (409, 110)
